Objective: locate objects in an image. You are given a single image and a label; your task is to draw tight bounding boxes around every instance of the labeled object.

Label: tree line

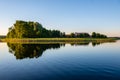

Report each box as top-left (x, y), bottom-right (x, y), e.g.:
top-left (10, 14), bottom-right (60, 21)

top-left (66, 32), bottom-right (107, 38)
top-left (7, 20), bottom-right (107, 38)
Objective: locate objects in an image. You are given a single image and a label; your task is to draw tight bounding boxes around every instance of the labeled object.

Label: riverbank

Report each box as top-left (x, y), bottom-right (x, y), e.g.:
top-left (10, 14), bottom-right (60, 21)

top-left (0, 38), bottom-right (116, 44)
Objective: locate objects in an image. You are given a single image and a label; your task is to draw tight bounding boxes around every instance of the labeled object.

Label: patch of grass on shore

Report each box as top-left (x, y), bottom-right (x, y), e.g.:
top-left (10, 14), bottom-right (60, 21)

top-left (0, 38), bottom-right (116, 44)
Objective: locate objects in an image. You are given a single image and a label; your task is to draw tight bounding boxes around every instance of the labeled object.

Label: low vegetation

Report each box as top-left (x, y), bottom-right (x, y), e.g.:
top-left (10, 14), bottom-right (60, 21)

top-left (3, 38), bottom-right (116, 44)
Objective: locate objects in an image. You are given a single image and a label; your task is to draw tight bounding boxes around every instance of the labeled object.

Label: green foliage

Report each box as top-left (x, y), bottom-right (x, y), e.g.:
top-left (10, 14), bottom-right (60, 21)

top-left (92, 32), bottom-right (96, 38)
top-left (92, 32), bottom-right (107, 38)
top-left (70, 33), bottom-right (75, 38)
top-left (60, 32), bottom-right (66, 38)
top-left (7, 21), bottom-right (43, 38)
top-left (69, 33), bottom-right (90, 38)
top-left (68, 32), bottom-right (106, 38)
top-left (50, 30), bottom-right (61, 38)
top-left (6, 20), bottom-right (108, 39)
top-left (7, 20), bottom-right (62, 38)
top-left (78, 33), bottom-right (90, 38)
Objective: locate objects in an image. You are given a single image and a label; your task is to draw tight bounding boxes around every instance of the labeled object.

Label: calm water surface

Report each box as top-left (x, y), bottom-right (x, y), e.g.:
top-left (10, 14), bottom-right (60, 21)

top-left (0, 41), bottom-right (120, 80)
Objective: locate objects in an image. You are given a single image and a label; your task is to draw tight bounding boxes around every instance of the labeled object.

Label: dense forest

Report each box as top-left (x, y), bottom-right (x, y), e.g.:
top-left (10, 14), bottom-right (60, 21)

top-left (7, 20), bottom-right (107, 38)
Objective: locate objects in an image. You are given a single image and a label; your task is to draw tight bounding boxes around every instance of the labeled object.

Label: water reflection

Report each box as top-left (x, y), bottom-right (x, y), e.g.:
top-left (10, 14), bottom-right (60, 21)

top-left (92, 42), bottom-right (101, 47)
top-left (71, 41), bottom-right (116, 47)
top-left (7, 41), bottom-right (116, 60)
top-left (7, 43), bottom-right (64, 59)
top-left (71, 42), bottom-right (90, 46)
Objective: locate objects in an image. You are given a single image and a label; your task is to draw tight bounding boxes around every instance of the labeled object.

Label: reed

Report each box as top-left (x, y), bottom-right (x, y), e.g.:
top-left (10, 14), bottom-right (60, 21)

top-left (1, 38), bottom-right (116, 43)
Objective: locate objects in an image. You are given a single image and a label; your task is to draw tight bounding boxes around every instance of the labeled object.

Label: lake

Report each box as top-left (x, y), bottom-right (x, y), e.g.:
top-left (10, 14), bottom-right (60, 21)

top-left (0, 40), bottom-right (120, 80)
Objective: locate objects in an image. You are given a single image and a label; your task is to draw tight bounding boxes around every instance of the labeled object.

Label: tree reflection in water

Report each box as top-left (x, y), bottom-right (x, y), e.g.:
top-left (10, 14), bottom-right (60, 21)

top-left (7, 43), bottom-right (64, 60)
top-left (71, 42), bottom-right (90, 46)
top-left (70, 41), bottom-right (116, 46)
top-left (7, 41), bottom-right (115, 60)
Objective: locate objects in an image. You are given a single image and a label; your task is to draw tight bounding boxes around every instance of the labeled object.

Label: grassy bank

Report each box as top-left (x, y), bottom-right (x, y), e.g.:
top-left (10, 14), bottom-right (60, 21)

top-left (0, 38), bottom-right (116, 44)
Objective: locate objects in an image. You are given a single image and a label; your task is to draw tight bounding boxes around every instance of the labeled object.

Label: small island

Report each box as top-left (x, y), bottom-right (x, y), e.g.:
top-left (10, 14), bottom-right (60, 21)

top-left (0, 20), bottom-right (116, 43)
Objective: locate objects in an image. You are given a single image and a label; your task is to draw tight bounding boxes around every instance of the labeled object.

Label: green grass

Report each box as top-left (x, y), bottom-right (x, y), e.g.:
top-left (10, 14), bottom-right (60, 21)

top-left (0, 38), bottom-right (116, 44)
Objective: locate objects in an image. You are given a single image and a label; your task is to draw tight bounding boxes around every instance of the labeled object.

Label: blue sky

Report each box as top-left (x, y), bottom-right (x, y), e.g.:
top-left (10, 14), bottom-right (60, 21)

top-left (0, 0), bottom-right (120, 37)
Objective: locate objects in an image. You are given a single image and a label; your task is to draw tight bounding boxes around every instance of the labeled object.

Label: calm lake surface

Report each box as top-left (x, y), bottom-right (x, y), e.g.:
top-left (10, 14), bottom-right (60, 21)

top-left (0, 40), bottom-right (120, 80)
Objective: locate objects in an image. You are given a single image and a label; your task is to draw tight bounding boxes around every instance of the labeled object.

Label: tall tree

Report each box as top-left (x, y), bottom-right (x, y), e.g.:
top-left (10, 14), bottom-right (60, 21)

top-left (7, 20), bottom-right (63, 38)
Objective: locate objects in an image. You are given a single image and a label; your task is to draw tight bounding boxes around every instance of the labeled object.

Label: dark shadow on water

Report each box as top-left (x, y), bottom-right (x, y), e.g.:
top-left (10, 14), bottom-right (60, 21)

top-left (7, 41), bottom-right (116, 60)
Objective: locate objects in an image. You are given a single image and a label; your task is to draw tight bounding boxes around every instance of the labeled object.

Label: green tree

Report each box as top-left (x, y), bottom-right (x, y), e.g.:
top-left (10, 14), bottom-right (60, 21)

top-left (77, 33), bottom-right (90, 38)
top-left (7, 20), bottom-right (44, 38)
top-left (92, 32), bottom-right (107, 38)
top-left (7, 20), bottom-right (64, 38)
top-left (92, 32), bottom-right (96, 38)
top-left (70, 33), bottom-right (75, 38)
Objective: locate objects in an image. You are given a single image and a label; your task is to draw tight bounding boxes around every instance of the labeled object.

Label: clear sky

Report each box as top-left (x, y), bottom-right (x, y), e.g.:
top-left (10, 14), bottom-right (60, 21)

top-left (0, 0), bottom-right (120, 37)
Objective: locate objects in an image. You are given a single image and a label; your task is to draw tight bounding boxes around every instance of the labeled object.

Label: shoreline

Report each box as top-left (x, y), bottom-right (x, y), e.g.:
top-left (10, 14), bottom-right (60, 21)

top-left (0, 38), bottom-right (116, 43)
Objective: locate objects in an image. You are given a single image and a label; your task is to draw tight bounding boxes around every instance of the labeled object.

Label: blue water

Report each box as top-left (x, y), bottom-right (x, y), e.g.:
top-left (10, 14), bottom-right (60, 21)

top-left (0, 41), bottom-right (120, 80)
